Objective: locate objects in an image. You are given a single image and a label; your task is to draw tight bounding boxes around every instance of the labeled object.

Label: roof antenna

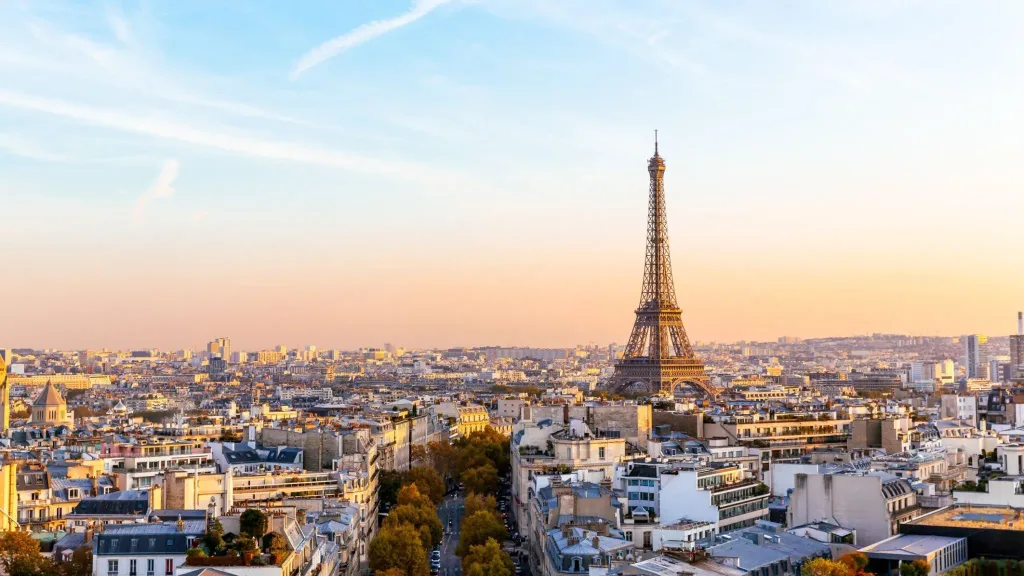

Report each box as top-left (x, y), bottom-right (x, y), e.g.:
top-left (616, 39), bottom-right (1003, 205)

top-left (654, 129), bottom-right (659, 155)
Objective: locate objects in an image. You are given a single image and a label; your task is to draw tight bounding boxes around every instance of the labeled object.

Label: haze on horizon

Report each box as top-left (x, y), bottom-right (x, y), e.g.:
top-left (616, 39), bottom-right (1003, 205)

top-left (2, 1), bottom-right (1023, 351)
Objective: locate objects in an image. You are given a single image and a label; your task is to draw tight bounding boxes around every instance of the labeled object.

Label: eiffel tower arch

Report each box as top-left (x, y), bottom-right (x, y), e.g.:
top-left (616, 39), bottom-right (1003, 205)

top-left (609, 135), bottom-right (719, 398)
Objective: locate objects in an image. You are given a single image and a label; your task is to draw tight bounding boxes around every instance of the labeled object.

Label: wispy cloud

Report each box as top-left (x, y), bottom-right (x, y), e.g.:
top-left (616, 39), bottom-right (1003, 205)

top-left (0, 89), bottom-right (467, 186)
top-left (106, 8), bottom-right (132, 45)
top-left (192, 210), bottom-right (208, 221)
top-left (133, 159), bottom-right (180, 225)
top-left (291, 0), bottom-right (454, 79)
top-left (0, 133), bottom-right (66, 162)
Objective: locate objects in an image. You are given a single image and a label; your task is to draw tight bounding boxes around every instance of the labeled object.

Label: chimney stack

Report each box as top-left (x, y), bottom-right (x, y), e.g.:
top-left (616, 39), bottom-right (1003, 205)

top-left (176, 515), bottom-right (185, 532)
top-left (1018, 311), bottom-right (1022, 336)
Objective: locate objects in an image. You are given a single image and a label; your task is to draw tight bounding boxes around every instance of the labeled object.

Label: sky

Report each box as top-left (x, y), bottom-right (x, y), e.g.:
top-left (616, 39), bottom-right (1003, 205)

top-left (2, 0), bottom-right (1024, 351)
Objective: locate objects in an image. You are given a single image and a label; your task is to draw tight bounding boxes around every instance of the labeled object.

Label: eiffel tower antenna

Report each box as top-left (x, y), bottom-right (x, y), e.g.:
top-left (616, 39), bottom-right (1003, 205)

top-left (610, 137), bottom-right (718, 398)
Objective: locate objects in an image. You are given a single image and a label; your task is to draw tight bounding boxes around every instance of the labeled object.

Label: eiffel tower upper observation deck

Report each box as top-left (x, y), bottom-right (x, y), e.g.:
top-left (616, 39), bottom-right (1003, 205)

top-left (609, 134), bottom-right (719, 398)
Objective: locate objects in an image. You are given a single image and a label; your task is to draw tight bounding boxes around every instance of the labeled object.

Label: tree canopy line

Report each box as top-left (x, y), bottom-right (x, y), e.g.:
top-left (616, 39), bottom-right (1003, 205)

top-left (800, 552), bottom-right (899, 576)
top-left (0, 531), bottom-right (92, 576)
top-left (371, 428), bottom-right (515, 576)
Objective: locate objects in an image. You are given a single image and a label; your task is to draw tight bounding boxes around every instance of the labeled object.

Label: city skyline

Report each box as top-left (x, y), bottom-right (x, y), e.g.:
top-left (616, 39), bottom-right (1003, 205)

top-left (4, 1), bottom-right (1024, 349)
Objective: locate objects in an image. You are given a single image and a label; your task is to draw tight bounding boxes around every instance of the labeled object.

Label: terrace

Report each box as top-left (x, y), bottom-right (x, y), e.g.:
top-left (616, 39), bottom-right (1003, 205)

top-left (911, 505), bottom-right (1024, 531)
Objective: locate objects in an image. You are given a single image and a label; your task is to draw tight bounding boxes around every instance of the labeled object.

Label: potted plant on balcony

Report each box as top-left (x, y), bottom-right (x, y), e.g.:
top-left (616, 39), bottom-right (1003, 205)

top-left (237, 537), bottom-right (259, 565)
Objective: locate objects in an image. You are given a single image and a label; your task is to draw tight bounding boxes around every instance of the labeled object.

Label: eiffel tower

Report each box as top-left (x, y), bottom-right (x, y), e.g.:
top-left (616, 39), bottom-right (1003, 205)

top-left (610, 134), bottom-right (718, 397)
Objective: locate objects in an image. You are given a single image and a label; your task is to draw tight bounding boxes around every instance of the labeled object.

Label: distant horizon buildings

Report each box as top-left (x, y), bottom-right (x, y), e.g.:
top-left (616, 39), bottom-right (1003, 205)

top-left (965, 334), bottom-right (990, 380)
top-left (207, 337), bottom-right (231, 361)
top-left (1011, 312), bottom-right (1024, 379)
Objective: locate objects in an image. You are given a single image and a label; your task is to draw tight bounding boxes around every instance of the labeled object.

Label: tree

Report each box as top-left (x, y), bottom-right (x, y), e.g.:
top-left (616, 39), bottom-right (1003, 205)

top-left (202, 530), bottom-right (224, 554)
top-left (409, 444), bottom-right (427, 466)
top-left (463, 538), bottom-right (513, 576)
top-left (838, 553), bottom-right (869, 574)
top-left (397, 484), bottom-right (434, 509)
top-left (464, 493), bottom-right (499, 520)
top-left (379, 469), bottom-right (406, 512)
top-left (56, 547), bottom-right (92, 576)
top-left (456, 510), bottom-right (508, 557)
top-left (900, 560), bottom-right (930, 576)
top-left (802, 558), bottom-right (853, 576)
top-left (462, 464), bottom-right (498, 495)
top-left (427, 442), bottom-right (458, 480)
top-left (262, 533), bottom-right (288, 554)
top-left (240, 509), bottom-right (268, 540)
top-left (385, 503), bottom-right (443, 550)
top-left (369, 523), bottom-right (429, 576)
top-left (407, 466), bottom-right (445, 505)
top-left (0, 532), bottom-right (47, 575)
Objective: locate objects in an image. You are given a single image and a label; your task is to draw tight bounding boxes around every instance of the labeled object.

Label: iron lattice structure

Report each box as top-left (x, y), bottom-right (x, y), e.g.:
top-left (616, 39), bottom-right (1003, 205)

top-left (610, 137), bottom-right (719, 398)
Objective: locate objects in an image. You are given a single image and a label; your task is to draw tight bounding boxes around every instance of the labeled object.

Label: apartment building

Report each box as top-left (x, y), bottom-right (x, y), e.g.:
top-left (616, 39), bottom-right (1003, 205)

top-left (103, 440), bottom-right (216, 491)
top-left (93, 519), bottom-right (205, 576)
top-left (615, 457), bottom-right (770, 544)
top-left (705, 412), bottom-right (850, 468)
top-left (511, 417), bottom-right (626, 531)
top-left (788, 471), bottom-right (922, 546)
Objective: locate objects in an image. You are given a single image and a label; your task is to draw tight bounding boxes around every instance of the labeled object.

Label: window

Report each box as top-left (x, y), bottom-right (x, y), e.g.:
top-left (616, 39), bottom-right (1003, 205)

top-left (165, 560), bottom-right (173, 576)
top-left (68, 488), bottom-right (79, 499)
top-left (130, 539), bottom-right (139, 551)
top-left (130, 559), bottom-right (137, 576)
top-left (107, 560), bottom-right (119, 576)
top-left (598, 447), bottom-right (605, 459)
top-left (147, 559), bottom-right (155, 576)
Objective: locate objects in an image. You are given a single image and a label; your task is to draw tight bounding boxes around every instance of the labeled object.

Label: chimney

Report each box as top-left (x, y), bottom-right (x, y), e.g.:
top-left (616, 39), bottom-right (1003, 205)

top-left (592, 536), bottom-right (600, 549)
top-left (176, 515), bottom-right (185, 532)
top-left (91, 475), bottom-right (100, 497)
top-left (84, 523), bottom-right (94, 544)
top-left (1018, 312), bottom-right (1022, 336)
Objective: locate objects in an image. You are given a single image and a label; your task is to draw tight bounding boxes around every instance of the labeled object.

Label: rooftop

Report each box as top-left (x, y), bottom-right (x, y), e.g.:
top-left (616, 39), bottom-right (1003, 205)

top-left (910, 506), bottom-right (1024, 531)
top-left (861, 534), bottom-right (965, 557)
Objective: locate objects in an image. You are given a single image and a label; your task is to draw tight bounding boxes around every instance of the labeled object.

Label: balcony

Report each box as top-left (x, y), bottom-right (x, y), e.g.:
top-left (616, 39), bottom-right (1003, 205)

top-left (710, 479), bottom-right (763, 494)
top-left (928, 465), bottom-right (967, 483)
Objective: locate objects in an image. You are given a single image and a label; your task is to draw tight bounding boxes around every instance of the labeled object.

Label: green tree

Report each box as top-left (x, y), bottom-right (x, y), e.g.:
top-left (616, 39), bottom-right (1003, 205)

top-left (239, 509), bottom-right (269, 540)
top-left (407, 466), bottom-right (445, 505)
top-left (462, 538), bottom-right (513, 576)
top-left (369, 523), bottom-right (429, 576)
top-left (456, 510), bottom-right (508, 557)
top-left (462, 464), bottom-right (498, 495)
top-left (802, 558), bottom-right (853, 576)
top-left (379, 469), bottom-right (406, 512)
top-left (202, 530), bottom-right (224, 553)
top-left (900, 560), bottom-right (930, 576)
top-left (262, 533), bottom-right (288, 554)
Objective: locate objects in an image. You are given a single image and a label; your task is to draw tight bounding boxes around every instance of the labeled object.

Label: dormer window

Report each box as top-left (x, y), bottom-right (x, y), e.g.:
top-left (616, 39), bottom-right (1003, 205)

top-left (68, 488), bottom-right (80, 500)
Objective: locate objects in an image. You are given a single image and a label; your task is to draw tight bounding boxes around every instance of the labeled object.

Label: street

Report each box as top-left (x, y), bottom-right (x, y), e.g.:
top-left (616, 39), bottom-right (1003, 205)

top-left (437, 492), bottom-right (465, 576)
top-left (434, 490), bottom-right (531, 576)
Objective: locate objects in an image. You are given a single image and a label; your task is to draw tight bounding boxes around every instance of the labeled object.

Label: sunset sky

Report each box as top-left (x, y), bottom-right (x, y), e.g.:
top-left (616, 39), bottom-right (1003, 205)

top-left (2, 1), bottom-right (1023, 351)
